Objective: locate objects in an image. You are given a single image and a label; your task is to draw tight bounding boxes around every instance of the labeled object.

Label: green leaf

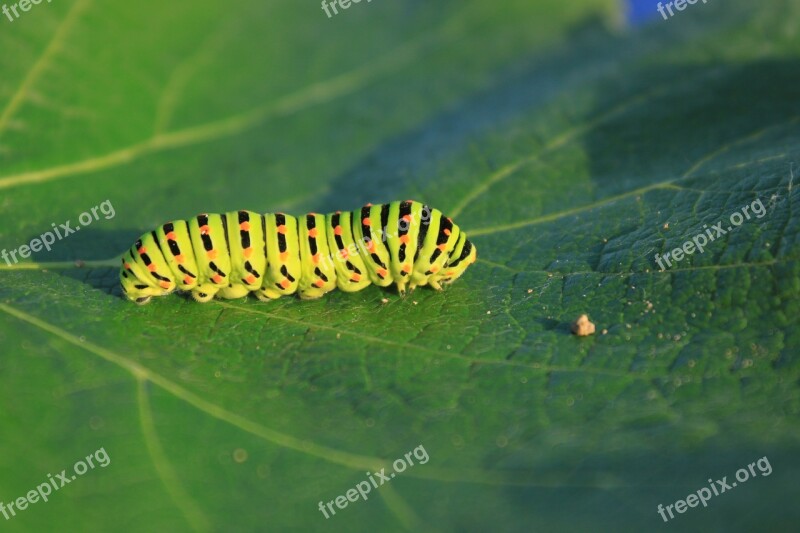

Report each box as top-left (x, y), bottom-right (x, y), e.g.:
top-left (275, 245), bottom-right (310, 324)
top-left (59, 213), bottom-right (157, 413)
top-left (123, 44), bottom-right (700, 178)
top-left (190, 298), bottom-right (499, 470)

top-left (1, 0), bottom-right (799, 530)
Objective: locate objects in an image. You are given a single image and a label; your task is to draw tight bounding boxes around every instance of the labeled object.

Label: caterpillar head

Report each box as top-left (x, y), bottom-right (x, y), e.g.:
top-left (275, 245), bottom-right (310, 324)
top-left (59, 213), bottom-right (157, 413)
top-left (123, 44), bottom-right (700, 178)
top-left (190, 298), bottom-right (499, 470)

top-left (119, 259), bottom-right (169, 305)
top-left (441, 238), bottom-right (477, 286)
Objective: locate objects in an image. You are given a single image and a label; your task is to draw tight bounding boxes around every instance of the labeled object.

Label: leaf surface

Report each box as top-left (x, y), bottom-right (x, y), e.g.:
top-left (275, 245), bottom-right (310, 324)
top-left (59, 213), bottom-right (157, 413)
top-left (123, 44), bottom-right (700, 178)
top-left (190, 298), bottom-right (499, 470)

top-left (1, 0), bottom-right (799, 530)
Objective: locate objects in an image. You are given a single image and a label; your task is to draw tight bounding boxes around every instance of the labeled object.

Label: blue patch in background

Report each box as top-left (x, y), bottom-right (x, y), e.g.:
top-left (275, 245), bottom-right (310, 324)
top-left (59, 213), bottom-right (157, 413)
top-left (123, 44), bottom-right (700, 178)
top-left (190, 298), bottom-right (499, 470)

top-left (627, 0), bottom-right (662, 24)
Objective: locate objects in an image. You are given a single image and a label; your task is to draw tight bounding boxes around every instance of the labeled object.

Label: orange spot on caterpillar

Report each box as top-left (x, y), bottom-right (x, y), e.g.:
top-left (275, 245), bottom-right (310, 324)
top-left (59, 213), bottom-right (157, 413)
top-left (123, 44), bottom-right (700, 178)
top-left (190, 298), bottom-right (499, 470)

top-left (175, 254), bottom-right (185, 264)
top-left (362, 218), bottom-right (371, 226)
top-left (437, 244), bottom-right (447, 251)
top-left (312, 253), bottom-right (320, 264)
top-left (137, 246), bottom-right (146, 255)
top-left (123, 263), bottom-right (131, 270)
top-left (159, 281), bottom-right (171, 289)
top-left (200, 225), bottom-right (210, 235)
top-left (443, 228), bottom-right (451, 236)
top-left (430, 266), bottom-right (439, 273)
top-left (243, 247), bottom-right (253, 258)
top-left (377, 268), bottom-right (388, 278)
top-left (399, 235), bottom-right (410, 244)
top-left (239, 221), bottom-right (250, 231)
top-left (147, 264), bottom-right (157, 272)
top-left (402, 214), bottom-right (412, 222)
top-left (183, 275), bottom-right (193, 285)
top-left (402, 264), bottom-right (412, 273)
top-left (314, 279), bottom-right (325, 288)
top-left (334, 225), bottom-right (343, 236)
top-left (245, 274), bottom-right (256, 284)
top-left (166, 232), bottom-right (177, 240)
top-left (279, 251), bottom-right (289, 261)
top-left (207, 249), bottom-right (217, 260)
top-left (212, 274), bottom-right (223, 284)
top-left (446, 271), bottom-right (455, 276)
top-left (350, 273), bottom-right (361, 282)
top-left (308, 228), bottom-right (318, 238)
top-left (339, 249), bottom-right (349, 259)
top-left (365, 203), bottom-right (372, 207)
top-left (280, 279), bottom-right (291, 289)
top-left (277, 225), bottom-right (287, 234)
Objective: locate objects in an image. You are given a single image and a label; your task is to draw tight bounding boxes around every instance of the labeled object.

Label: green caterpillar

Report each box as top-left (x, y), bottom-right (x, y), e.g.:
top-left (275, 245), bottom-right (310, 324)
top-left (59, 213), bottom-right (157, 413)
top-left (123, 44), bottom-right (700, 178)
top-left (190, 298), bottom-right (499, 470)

top-left (121, 200), bottom-right (477, 304)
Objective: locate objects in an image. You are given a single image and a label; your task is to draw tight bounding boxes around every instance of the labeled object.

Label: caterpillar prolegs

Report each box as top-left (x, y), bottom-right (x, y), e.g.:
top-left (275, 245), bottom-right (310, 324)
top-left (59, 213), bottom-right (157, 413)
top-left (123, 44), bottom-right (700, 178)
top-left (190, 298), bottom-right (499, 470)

top-left (120, 201), bottom-right (477, 304)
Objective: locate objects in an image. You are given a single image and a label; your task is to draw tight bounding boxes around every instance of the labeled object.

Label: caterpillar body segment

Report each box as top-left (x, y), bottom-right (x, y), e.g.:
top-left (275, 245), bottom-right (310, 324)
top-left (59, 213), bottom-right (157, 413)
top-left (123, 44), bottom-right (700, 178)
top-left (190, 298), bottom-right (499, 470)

top-left (188, 213), bottom-right (231, 301)
top-left (155, 220), bottom-right (201, 292)
top-left (385, 200), bottom-right (420, 294)
top-left (120, 201), bottom-right (477, 304)
top-left (224, 210), bottom-right (267, 295)
top-left (352, 203), bottom-right (393, 289)
top-left (298, 213), bottom-right (338, 299)
top-left (259, 213), bottom-right (302, 301)
top-left (326, 210), bottom-right (371, 293)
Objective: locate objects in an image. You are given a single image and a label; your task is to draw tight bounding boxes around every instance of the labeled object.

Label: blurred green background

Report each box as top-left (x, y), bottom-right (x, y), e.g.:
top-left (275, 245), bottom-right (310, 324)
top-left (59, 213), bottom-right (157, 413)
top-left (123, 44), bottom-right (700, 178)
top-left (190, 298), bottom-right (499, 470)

top-left (1, 0), bottom-right (799, 531)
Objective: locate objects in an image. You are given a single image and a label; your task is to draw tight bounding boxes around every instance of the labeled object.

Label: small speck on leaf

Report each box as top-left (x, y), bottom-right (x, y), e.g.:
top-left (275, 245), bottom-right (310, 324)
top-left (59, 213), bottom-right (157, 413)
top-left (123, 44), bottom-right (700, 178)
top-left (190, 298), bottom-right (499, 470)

top-left (571, 314), bottom-right (596, 336)
top-left (233, 448), bottom-right (248, 463)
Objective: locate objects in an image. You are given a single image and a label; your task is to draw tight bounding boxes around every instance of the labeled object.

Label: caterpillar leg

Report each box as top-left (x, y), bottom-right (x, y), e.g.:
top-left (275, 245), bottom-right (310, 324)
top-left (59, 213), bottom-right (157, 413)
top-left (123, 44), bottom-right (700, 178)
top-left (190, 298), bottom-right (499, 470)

top-left (256, 287), bottom-right (284, 301)
top-left (191, 283), bottom-right (219, 303)
top-left (298, 291), bottom-right (326, 300)
top-left (396, 279), bottom-right (409, 296)
top-left (120, 276), bottom-right (167, 303)
top-left (218, 284), bottom-right (250, 299)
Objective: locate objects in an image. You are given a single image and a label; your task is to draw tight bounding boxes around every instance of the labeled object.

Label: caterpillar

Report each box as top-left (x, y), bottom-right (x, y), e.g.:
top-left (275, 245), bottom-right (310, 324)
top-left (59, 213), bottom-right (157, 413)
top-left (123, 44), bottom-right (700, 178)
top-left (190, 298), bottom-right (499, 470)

top-left (120, 200), bottom-right (477, 304)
